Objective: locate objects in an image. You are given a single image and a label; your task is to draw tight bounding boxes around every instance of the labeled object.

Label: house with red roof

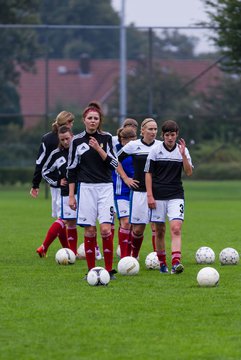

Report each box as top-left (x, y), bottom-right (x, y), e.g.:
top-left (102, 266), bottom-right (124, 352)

top-left (18, 57), bottom-right (222, 128)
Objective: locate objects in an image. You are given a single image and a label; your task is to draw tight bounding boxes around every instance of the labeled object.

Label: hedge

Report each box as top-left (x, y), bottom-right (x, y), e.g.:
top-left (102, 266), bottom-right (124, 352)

top-left (0, 167), bottom-right (34, 185)
top-left (1, 162), bottom-right (241, 184)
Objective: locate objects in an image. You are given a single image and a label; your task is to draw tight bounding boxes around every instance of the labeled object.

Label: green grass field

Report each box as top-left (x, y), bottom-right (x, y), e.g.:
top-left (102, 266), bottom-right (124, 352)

top-left (1, 181), bottom-right (241, 360)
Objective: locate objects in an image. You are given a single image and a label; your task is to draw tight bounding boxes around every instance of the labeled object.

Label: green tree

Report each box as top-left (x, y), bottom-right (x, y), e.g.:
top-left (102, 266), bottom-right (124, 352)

top-left (152, 29), bottom-right (198, 59)
top-left (203, 0), bottom-right (241, 72)
top-left (0, 0), bottom-right (41, 127)
top-left (110, 62), bottom-right (200, 141)
top-left (38, 0), bottom-right (120, 58)
top-left (198, 74), bottom-right (241, 141)
top-left (38, 1), bottom-right (198, 60)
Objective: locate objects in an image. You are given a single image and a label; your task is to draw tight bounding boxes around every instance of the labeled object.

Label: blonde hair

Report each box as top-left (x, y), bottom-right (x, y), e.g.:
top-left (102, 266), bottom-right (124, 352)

top-left (140, 118), bottom-right (157, 136)
top-left (52, 111), bottom-right (75, 132)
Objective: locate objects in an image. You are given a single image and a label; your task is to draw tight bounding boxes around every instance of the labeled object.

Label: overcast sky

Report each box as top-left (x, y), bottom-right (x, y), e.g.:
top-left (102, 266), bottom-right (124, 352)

top-left (111, 0), bottom-right (215, 53)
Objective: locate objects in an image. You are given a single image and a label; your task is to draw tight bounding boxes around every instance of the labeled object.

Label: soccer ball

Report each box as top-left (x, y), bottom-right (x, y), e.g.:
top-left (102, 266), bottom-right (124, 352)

top-left (87, 267), bottom-right (110, 286)
top-left (117, 256), bottom-right (140, 275)
top-left (197, 267), bottom-right (220, 287)
top-left (195, 246), bottom-right (215, 264)
top-left (55, 248), bottom-right (76, 265)
top-left (145, 252), bottom-right (160, 270)
top-left (77, 243), bottom-right (86, 259)
top-left (219, 247), bottom-right (239, 265)
top-left (116, 245), bottom-right (121, 258)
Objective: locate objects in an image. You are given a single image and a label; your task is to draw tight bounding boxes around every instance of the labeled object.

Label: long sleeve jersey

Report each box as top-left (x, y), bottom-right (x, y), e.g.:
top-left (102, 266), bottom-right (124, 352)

top-left (67, 130), bottom-right (118, 184)
top-left (42, 147), bottom-right (75, 196)
top-left (112, 142), bottom-right (134, 198)
top-left (31, 131), bottom-right (59, 189)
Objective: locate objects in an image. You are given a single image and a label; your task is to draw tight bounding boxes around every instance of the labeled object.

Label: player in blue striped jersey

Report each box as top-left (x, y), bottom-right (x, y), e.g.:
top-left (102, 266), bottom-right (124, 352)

top-left (113, 127), bottom-right (137, 258)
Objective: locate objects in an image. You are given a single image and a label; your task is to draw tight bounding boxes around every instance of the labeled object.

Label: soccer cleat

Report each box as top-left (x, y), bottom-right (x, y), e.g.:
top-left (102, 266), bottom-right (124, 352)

top-left (160, 264), bottom-right (169, 274)
top-left (36, 245), bottom-right (46, 258)
top-left (109, 269), bottom-right (117, 280)
top-left (83, 270), bottom-right (90, 280)
top-left (95, 246), bottom-right (102, 260)
top-left (171, 262), bottom-right (184, 275)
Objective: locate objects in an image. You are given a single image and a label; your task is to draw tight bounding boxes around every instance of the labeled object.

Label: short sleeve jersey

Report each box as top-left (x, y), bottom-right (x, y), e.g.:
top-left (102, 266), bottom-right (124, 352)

top-left (117, 138), bottom-right (161, 192)
top-left (144, 141), bottom-right (192, 200)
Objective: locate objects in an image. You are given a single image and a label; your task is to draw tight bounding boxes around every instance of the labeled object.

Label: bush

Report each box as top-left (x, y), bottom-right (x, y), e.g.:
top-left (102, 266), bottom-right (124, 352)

top-left (0, 167), bottom-right (34, 185)
top-left (192, 162), bottom-right (241, 180)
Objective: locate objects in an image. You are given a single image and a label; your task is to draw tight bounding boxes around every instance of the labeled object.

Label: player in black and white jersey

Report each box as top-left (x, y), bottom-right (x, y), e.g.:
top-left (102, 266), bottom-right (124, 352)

top-left (145, 120), bottom-right (193, 274)
top-left (32, 111), bottom-right (75, 257)
top-left (30, 112), bottom-right (74, 203)
top-left (42, 125), bottom-right (78, 255)
top-left (117, 118), bottom-right (165, 259)
top-left (68, 101), bottom-right (118, 279)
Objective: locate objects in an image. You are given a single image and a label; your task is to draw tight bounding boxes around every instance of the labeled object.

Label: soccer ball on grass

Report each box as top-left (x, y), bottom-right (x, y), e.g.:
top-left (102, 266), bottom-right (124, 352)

top-left (55, 248), bottom-right (76, 265)
top-left (117, 256), bottom-right (140, 275)
top-left (87, 267), bottom-right (110, 286)
top-left (145, 252), bottom-right (159, 270)
top-left (195, 246), bottom-right (215, 264)
top-left (197, 267), bottom-right (219, 287)
top-left (219, 247), bottom-right (239, 265)
top-left (77, 243), bottom-right (86, 259)
top-left (116, 245), bottom-right (121, 258)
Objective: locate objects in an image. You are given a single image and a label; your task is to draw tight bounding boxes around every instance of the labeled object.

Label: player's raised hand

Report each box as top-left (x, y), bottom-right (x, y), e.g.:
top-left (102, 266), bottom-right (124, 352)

top-left (178, 138), bottom-right (186, 156)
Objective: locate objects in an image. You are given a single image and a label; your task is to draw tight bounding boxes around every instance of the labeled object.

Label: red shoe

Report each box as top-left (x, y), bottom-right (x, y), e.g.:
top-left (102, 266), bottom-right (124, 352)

top-left (36, 245), bottom-right (46, 258)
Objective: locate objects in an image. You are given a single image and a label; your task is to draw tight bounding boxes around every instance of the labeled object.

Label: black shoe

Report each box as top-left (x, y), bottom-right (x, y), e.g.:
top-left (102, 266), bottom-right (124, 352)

top-left (83, 269), bottom-right (90, 280)
top-left (109, 269), bottom-right (117, 280)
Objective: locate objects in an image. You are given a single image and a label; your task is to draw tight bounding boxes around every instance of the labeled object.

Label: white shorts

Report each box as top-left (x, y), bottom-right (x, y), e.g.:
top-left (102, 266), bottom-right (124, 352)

top-left (115, 199), bottom-right (130, 219)
top-left (50, 187), bottom-right (61, 218)
top-left (129, 191), bottom-right (150, 225)
top-left (77, 183), bottom-right (114, 226)
top-left (61, 195), bottom-right (77, 220)
top-left (150, 199), bottom-right (185, 223)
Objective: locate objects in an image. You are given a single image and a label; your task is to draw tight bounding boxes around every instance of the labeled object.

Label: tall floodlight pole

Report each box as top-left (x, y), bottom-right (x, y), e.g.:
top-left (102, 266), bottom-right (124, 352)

top-left (119, 0), bottom-right (126, 126)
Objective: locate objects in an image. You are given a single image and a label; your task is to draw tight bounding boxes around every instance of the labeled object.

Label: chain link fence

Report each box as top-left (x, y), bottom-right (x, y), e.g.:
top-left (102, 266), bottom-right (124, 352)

top-left (0, 24), bottom-right (233, 172)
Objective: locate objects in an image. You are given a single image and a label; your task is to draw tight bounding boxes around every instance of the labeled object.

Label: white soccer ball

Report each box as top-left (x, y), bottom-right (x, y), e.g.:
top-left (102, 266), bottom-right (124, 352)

top-left (117, 256), bottom-right (140, 276)
top-left (87, 267), bottom-right (110, 286)
top-left (219, 247), bottom-right (239, 265)
top-left (195, 246), bottom-right (215, 264)
top-left (145, 252), bottom-right (160, 270)
top-left (197, 267), bottom-right (219, 287)
top-left (77, 243), bottom-right (86, 259)
top-left (116, 245), bottom-right (121, 258)
top-left (55, 248), bottom-right (76, 265)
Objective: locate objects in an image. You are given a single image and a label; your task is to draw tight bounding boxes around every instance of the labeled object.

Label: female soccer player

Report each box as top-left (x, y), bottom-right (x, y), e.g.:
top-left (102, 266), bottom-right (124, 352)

top-left (33, 111), bottom-right (75, 257)
top-left (30, 111), bottom-right (75, 201)
top-left (68, 101), bottom-right (118, 279)
top-left (41, 125), bottom-right (78, 254)
top-left (117, 118), bottom-right (164, 259)
top-left (145, 120), bottom-right (193, 274)
top-left (112, 127), bottom-right (137, 258)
